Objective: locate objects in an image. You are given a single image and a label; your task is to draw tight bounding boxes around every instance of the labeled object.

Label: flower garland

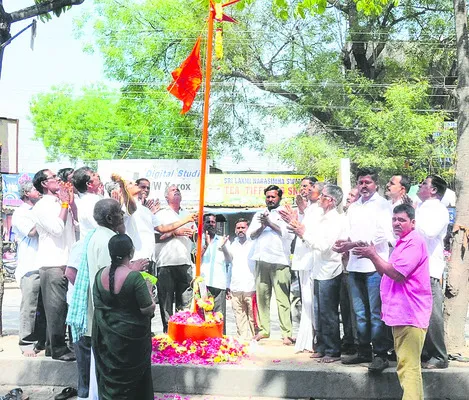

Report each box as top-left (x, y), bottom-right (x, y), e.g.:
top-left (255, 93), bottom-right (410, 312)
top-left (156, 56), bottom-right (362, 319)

top-left (151, 335), bottom-right (249, 365)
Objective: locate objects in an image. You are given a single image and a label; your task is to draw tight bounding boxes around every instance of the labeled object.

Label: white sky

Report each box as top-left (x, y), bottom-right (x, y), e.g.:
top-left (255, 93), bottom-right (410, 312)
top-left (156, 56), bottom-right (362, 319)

top-left (0, 1), bottom-right (298, 174)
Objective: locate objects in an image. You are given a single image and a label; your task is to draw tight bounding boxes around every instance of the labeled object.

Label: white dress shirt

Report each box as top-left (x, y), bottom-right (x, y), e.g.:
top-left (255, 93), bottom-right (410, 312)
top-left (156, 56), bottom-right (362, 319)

top-left (247, 206), bottom-right (294, 266)
top-left (291, 204), bottom-right (323, 271)
top-left (415, 198), bottom-right (449, 279)
top-left (75, 192), bottom-right (101, 239)
top-left (227, 238), bottom-right (255, 292)
top-left (124, 202), bottom-right (158, 260)
top-left (154, 207), bottom-right (194, 267)
top-left (346, 192), bottom-right (393, 273)
top-left (303, 209), bottom-right (347, 280)
top-left (34, 194), bottom-right (76, 267)
top-left (12, 203), bottom-right (38, 280)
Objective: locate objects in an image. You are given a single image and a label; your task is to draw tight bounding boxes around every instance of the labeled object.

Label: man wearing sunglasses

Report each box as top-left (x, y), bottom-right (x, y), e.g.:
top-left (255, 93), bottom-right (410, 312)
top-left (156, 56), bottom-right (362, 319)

top-left (32, 169), bottom-right (76, 361)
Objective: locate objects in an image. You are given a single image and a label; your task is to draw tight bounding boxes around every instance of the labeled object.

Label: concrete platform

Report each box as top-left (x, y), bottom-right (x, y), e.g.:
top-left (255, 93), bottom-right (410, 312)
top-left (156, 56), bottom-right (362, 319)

top-left (1, 334), bottom-right (469, 399)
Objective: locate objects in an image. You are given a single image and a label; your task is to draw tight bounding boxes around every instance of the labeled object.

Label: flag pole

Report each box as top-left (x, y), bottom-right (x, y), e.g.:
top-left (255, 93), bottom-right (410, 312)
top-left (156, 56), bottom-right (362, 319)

top-left (195, 1), bottom-right (214, 277)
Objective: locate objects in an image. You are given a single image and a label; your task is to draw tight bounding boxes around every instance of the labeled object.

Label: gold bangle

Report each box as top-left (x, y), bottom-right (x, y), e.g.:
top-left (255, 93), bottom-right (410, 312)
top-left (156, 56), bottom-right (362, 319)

top-left (61, 202), bottom-right (69, 209)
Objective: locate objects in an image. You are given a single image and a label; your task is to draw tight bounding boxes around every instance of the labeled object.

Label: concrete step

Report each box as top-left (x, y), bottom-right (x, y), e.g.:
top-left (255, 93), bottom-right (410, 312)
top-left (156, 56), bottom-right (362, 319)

top-left (1, 335), bottom-right (469, 399)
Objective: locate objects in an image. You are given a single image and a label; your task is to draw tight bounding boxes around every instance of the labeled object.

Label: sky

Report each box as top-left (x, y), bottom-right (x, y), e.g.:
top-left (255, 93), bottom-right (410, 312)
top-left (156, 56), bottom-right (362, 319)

top-left (0, 0), bottom-right (298, 175)
top-left (0, 0), bottom-right (105, 173)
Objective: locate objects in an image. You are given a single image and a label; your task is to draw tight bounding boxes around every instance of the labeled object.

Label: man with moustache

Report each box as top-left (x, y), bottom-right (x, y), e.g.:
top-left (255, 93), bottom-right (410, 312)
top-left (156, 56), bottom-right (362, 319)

top-left (226, 218), bottom-right (256, 341)
top-left (136, 177), bottom-right (161, 213)
top-left (154, 184), bottom-right (197, 332)
top-left (333, 168), bottom-right (393, 372)
top-left (33, 169), bottom-right (76, 361)
top-left (343, 187), bottom-right (360, 213)
top-left (353, 204), bottom-right (431, 399)
top-left (279, 178), bottom-right (323, 353)
top-left (415, 175), bottom-right (449, 369)
top-left (201, 214), bottom-right (231, 334)
top-left (385, 175), bottom-right (413, 207)
top-left (248, 185), bottom-right (295, 345)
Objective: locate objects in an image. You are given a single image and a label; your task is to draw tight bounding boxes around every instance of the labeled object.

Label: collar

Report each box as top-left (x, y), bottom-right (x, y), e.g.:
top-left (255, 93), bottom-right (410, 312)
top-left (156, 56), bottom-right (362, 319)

top-left (357, 191), bottom-right (380, 205)
top-left (395, 229), bottom-right (416, 245)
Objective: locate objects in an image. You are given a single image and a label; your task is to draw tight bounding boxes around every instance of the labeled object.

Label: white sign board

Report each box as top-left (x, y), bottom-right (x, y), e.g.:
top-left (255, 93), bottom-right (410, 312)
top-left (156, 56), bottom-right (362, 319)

top-left (97, 159), bottom-right (206, 208)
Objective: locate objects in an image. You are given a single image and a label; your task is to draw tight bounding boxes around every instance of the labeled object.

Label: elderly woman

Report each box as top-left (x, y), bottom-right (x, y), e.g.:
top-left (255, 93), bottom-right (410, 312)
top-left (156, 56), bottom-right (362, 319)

top-left (92, 234), bottom-right (155, 400)
top-left (289, 184), bottom-right (347, 363)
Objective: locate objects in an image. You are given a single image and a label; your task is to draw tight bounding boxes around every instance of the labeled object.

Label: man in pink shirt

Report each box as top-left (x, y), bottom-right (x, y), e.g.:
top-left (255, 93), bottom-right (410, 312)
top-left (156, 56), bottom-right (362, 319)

top-left (353, 204), bottom-right (432, 400)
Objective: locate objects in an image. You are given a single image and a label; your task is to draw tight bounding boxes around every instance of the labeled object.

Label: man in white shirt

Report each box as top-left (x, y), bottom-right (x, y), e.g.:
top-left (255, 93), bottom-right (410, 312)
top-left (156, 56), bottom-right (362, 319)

top-left (385, 174), bottom-right (413, 207)
top-left (227, 218), bottom-right (256, 341)
top-left (333, 168), bottom-right (393, 373)
top-left (72, 166), bottom-right (103, 239)
top-left (33, 169), bottom-right (76, 361)
top-left (12, 181), bottom-right (46, 357)
top-left (415, 175), bottom-right (449, 369)
top-left (154, 184), bottom-right (197, 332)
top-left (279, 178), bottom-right (323, 353)
top-left (290, 184), bottom-right (347, 362)
top-left (247, 185), bottom-right (294, 345)
top-left (201, 214), bottom-right (231, 334)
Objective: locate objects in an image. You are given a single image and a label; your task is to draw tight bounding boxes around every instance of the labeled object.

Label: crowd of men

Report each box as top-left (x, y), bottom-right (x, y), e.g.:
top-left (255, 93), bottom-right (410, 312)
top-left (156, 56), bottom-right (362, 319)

top-left (11, 165), bottom-right (451, 400)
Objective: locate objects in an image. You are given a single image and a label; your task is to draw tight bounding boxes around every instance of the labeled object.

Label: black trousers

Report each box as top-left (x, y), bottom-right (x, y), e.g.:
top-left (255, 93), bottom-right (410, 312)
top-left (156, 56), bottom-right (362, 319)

top-left (157, 265), bottom-right (193, 332)
top-left (39, 266), bottom-right (69, 358)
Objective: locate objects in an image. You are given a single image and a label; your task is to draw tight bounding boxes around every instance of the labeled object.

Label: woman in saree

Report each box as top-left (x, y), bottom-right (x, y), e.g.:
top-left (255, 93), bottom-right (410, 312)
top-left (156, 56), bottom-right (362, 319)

top-left (92, 234), bottom-right (155, 400)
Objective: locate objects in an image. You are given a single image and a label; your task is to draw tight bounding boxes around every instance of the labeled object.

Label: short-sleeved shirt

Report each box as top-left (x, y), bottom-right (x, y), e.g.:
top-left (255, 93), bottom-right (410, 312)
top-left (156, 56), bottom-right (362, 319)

top-left (154, 207), bottom-right (193, 267)
top-left (75, 192), bottom-right (101, 239)
top-left (380, 229), bottom-right (432, 328)
top-left (124, 203), bottom-right (158, 260)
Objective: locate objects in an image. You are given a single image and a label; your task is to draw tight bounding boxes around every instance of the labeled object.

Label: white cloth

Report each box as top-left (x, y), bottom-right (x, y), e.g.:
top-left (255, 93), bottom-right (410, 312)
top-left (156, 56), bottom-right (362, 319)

top-left (415, 199), bottom-right (449, 279)
top-left (85, 226), bottom-right (116, 336)
top-left (294, 269), bottom-right (314, 352)
top-left (247, 206), bottom-right (294, 266)
top-left (33, 194), bottom-right (76, 267)
top-left (291, 205), bottom-right (323, 271)
top-left (303, 209), bottom-right (347, 280)
top-left (124, 203), bottom-right (158, 260)
top-left (345, 192), bottom-right (393, 273)
top-left (154, 207), bottom-right (193, 267)
top-left (227, 238), bottom-right (255, 292)
top-left (66, 239), bottom-right (85, 305)
top-left (11, 203), bottom-right (38, 281)
top-left (75, 192), bottom-right (101, 239)
top-left (201, 235), bottom-right (229, 289)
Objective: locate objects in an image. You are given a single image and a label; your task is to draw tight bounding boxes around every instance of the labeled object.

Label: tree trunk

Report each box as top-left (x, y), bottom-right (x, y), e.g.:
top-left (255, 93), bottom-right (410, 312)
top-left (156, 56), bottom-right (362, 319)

top-left (444, 0), bottom-right (469, 352)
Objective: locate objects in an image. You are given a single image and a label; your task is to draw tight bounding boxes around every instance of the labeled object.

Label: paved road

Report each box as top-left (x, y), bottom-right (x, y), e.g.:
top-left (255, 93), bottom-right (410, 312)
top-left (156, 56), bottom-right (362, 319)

top-left (1, 279), bottom-right (300, 339)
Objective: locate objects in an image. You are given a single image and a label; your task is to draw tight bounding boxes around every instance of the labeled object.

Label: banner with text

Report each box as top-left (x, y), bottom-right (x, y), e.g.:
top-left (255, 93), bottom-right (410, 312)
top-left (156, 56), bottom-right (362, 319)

top-left (98, 159), bottom-right (206, 208)
top-left (206, 174), bottom-right (304, 207)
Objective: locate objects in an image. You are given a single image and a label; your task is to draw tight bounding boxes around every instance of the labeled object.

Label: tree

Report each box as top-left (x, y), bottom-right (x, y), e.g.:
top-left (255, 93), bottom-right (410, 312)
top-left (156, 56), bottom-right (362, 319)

top-left (443, 0), bottom-right (469, 352)
top-left (30, 84), bottom-right (202, 161)
top-left (268, 81), bottom-right (454, 182)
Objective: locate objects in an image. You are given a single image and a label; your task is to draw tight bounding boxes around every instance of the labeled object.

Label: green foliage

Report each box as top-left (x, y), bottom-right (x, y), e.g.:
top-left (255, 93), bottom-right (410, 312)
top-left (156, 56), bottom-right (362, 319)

top-left (269, 82), bottom-right (456, 182)
top-left (29, 84), bottom-right (202, 161)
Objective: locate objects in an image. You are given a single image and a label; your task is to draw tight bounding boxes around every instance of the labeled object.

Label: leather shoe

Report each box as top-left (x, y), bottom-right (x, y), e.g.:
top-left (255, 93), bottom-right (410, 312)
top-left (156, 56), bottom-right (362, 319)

top-left (368, 356), bottom-right (389, 373)
top-left (342, 354), bottom-right (372, 365)
top-left (53, 352), bottom-right (76, 362)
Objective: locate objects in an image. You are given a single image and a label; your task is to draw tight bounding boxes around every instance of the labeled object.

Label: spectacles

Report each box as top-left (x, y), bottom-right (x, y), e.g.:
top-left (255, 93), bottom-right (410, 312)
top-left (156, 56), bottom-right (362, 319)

top-left (45, 175), bottom-right (57, 181)
top-left (320, 193), bottom-right (334, 201)
top-left (139, 185), bottom-right (150, 190)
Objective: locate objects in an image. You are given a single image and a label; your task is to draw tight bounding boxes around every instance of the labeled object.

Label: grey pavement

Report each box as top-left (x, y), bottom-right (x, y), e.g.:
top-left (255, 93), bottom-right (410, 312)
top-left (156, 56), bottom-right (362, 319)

top-left (3, 280), bottom-right (469, 399)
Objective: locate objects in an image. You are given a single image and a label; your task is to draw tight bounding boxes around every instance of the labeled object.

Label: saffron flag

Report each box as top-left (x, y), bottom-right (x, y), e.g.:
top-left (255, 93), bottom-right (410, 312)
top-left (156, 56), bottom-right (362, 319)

top-left (167, 37), bottom-right (203, 114)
